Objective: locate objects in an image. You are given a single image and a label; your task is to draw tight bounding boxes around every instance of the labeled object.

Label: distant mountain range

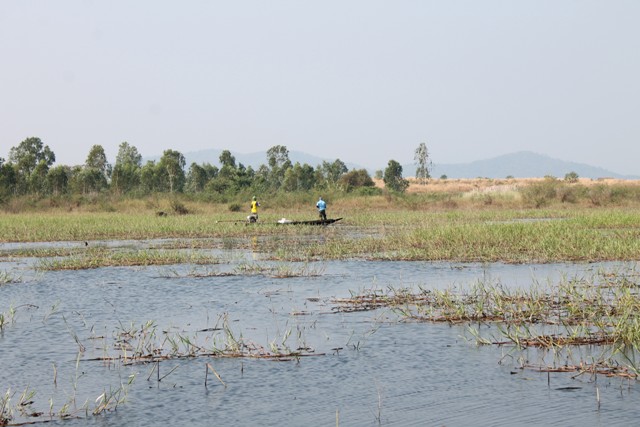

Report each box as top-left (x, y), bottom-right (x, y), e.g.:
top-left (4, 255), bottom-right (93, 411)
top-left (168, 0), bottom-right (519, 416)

top-left (416, 151), bottom-right (638, 180)
top-left (147, 149), bottom-right (637, 180)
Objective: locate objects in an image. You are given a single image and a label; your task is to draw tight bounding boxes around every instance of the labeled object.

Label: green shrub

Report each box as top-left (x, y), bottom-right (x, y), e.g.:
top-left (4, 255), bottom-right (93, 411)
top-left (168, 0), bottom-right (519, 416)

top-left (564, 171), bottom-right (579, 183)
top-left (354, 187), bottom-right (383, 197)
top-left (520, 180), bottom-right (559, 208)
top-left (588, 185), bottom-right (612, 206)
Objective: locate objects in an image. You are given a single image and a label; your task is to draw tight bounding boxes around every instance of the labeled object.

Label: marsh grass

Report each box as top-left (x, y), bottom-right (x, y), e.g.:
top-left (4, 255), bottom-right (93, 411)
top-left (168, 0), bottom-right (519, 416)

top-left (276, 209), bottom-right (640, 263)
top-left (4, 207), bottom-right (640, 263)
top-left (333, 266), bottom-right (640, 377)
top-left (0, 247), bottom-right (84, 259)
top-left (11, 207), bottom-right (640, 265)
top-left (36, 248), bottom-right (220, 270)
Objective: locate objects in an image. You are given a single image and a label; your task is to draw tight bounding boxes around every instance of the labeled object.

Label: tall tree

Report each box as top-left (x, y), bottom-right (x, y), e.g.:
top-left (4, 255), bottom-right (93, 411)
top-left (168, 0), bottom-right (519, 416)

top-left (85, 145), bottom-right (112, 179)
top-left (46, 165), bottom-right (70, 196)
top-left (157, 149), bottom-right (186, 193)
top-left (185, 163), bottom-right (209, 193)
top-left (266, 145), bottom-right (291, 189)
top-left (112, 142), bottom-right (142, 194)
top-left (383, 160), bottom-right (409, 193)
top-left (0, 158), bottom-right (17, 199)
top-left (218, 150), bottom-right (238, 180)
top-left (266, 145), bottom-right (290, 170)
top-left (80, 145), bottom-right (111, 193)
top-left (9, 137), bottom-right (55, 194)
top-left (140, 161), bottom-right (159, 193)
top-left (29, 161), bottom-right (51, 195)
top-left (414, 142), bottom-right (432, 185)
top-left (282, 162), bottom-right (315, 192)
top-left (320, 159), bottom-right (348, 189)
top-left (219, 150), bottom-right (236, 169)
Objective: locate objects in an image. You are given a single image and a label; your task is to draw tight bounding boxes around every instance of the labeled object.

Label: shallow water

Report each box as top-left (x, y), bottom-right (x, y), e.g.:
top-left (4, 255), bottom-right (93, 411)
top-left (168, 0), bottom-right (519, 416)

top-left (1, 242), bottom-right (639, 426)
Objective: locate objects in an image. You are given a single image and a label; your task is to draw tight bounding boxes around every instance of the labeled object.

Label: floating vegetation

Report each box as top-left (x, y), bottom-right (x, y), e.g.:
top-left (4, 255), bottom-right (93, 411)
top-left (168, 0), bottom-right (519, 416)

top-left (159, 266), bottom-right (234, 278)
top-left (36, 248), bottom-right (221, 270)
top-left (523, 361), bottom-right (637, 379)
top-left (157, 262), bottom-right (325, 279)
top-left (233, 262), bottom-right (325, 278)
top-left (86, 315), bottom-right (322, 365)
top-left (0, 247), bottom-right (86, 259)
top-left (333, 267), bottom-right (640, 378)
top-left (0, 270), bottom-right (21, 285)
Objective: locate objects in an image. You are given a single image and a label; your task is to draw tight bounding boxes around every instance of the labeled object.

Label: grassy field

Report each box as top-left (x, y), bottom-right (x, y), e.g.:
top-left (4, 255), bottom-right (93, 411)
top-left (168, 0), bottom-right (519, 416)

top-left (2, 178), bottom-right (640, 264)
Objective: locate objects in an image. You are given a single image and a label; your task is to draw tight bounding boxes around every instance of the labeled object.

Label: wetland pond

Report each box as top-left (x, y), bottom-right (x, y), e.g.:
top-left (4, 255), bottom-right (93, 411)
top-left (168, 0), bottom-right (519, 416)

top-left (1, 238), bottom-right (640, 426)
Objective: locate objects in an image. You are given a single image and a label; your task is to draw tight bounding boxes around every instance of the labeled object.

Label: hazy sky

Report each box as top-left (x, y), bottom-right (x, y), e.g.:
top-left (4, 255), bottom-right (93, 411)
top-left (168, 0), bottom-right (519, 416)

top-left (1, 1), bottom-right (639, 175)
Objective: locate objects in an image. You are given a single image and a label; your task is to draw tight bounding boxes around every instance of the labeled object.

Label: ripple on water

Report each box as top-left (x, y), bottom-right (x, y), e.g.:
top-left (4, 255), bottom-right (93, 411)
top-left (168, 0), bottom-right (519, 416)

top-left (1, 254), bottom-right (638, 426)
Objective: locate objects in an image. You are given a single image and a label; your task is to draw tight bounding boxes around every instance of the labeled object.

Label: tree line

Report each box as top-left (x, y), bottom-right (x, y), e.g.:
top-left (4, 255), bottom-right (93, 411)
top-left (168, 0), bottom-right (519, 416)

top-left (0, 137), bottom-right (432, 202)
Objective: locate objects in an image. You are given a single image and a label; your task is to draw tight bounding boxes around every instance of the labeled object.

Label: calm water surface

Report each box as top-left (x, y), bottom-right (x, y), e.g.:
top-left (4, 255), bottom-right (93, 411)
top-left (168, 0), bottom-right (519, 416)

top-left (1, 240), bottom-right (639, 426)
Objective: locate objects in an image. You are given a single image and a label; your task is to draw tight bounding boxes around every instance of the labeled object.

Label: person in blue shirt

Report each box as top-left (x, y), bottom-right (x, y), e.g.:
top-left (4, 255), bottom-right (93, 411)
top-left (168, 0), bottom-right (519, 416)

top-left (316, 197), bottom-right (327, 221)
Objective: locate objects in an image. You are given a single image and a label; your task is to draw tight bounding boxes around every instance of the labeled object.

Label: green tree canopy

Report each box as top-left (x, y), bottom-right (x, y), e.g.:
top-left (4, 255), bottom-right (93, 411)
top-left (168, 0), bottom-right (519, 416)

top-left (79, 145), bottom-right (111, 193)
top-left (219, 150), bottom-right (236, 169)
top-left (320, 159), bottom-right (348, 189)
top-left (0, 158), bottom-right (17, 200)
top-left (140, 161), bottom-right (159, 193)
top-left (186, 162), bottom-right (219, 193)
top-left (157, 149), bottom-right (186, 193)
top-left (9, 137), bottom-right (56, 175)
top-left (340, 169), bottom-right (375, 191)
top-left (383, 159), bottom-right (409, 193)
top-left (112, 142), bottom-right (142, 194)
top-left (46, 165), bottom-right (70, 196)
top-left (9, 137), bottom-right (56, 194)
top-left (266, 145), bottom-right (291, 189)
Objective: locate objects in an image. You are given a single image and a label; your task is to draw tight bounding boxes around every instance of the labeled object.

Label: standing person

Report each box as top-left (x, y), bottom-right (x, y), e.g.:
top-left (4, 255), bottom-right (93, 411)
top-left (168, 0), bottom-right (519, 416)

top-left (249, 196), bottom-right (260, 223)
top-left (316, 196), bottom-right (327, 221)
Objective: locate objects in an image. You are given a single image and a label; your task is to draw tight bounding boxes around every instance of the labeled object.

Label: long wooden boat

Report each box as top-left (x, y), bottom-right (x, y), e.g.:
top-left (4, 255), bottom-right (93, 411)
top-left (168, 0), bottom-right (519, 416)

top-left (276, 217), bottom-right (343, 225)
top-left (217, 217), bottom-right (343, 225)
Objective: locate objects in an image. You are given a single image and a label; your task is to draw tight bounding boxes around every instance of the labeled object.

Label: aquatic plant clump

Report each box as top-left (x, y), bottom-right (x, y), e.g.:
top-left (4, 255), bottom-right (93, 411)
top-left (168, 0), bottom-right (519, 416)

top-left (86, 316), bottom-right (323, 365)
top-left (0, 270), bottom-right (21, 285)
top-left (333, 267), bottom-right (640, 378)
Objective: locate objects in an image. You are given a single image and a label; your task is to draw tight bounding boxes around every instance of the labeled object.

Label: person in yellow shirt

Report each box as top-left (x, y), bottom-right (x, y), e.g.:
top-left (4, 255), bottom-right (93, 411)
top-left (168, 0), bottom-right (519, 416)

top-left (248, 196), bottom-right (260, 222)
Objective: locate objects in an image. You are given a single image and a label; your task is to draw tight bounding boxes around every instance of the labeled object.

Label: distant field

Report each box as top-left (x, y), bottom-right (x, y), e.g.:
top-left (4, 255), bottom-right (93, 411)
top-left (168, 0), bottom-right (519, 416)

top-left (374, 177), bottom-right (640, 194)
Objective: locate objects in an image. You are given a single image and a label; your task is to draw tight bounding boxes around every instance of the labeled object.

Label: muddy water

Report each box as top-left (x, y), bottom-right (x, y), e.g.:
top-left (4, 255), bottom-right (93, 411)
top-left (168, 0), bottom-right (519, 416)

top-left (1, 242), bottom-right (638, 426)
